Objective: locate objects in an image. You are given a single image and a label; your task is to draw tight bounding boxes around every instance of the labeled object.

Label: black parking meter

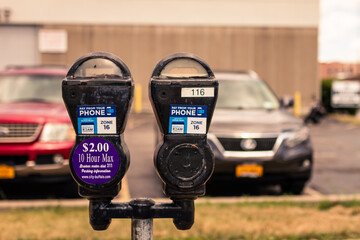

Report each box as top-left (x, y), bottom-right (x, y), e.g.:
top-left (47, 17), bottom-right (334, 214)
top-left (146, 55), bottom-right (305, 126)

top-left (150, 53), bottom-right (218, 199)
top-left (61, 52), bottom-right (215, 234)
top-left (62, 52), bottom-right (133, 201)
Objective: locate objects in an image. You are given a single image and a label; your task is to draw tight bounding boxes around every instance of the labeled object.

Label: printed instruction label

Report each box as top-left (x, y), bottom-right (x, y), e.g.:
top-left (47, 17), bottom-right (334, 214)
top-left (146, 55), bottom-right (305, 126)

top-left (77, 105), bottom-right (116, 134)
top-left (72, 138), bottom-right (119, 184)
top-left (169, 105), bottom-right (207, 134)
top-left (181, 87), bottom-right (214, 97)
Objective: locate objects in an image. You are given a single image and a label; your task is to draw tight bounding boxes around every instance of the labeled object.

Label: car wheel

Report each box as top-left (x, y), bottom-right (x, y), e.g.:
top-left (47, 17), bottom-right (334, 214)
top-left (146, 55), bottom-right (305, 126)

top-left (281, 181), bottom-right (306, 195)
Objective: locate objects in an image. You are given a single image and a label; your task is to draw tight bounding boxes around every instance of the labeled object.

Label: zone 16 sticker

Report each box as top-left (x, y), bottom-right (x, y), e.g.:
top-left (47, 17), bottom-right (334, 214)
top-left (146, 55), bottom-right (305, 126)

top-left (72, 138), bottom-right (119, 184)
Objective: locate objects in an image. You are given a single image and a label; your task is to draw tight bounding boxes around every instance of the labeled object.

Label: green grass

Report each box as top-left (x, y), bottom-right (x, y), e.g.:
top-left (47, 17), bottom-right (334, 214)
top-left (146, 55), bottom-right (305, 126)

top-left (200, 199), bottom-right (360, 210)
top-left (0, 200), bottom-right (359, 240)
top-left (162, 232), bottom-right (360, 240)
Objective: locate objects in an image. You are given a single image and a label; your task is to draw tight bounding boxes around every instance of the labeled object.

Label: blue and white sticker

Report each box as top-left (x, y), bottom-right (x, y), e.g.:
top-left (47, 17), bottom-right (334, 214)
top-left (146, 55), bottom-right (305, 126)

top-left (77, 105), bottom-right (116, 134)
top-left (169, 105), bottom-right (207, 134)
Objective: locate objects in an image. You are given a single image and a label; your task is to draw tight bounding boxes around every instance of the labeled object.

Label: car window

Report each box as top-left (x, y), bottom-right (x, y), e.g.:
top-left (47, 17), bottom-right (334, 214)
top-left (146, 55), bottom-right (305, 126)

top-left (216, 79), bottom-right (280, 110)
top-left (0, 74), bottom-right (63, 103)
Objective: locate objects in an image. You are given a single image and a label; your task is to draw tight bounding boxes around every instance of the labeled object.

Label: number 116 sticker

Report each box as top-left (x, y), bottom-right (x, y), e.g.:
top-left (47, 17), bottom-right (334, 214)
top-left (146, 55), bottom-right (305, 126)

top-left (181, 87), bottom-right (214, 97)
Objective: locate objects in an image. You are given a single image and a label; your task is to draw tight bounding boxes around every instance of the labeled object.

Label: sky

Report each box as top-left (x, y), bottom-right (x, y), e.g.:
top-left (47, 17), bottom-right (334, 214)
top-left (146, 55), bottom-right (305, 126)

top-left (319, 0), bottom-right (360, 63)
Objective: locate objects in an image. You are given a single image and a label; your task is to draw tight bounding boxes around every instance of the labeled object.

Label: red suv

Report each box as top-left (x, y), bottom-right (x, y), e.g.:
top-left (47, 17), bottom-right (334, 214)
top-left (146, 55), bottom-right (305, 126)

top-left (0, 66), bottom-right (75, 185)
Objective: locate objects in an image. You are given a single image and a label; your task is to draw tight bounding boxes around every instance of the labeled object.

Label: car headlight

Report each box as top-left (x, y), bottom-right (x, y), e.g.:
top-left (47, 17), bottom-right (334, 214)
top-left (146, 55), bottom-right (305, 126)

top-left (40, 123), bottom-right (75, 142)
top-left (285, 127), bottom-right (310, 148)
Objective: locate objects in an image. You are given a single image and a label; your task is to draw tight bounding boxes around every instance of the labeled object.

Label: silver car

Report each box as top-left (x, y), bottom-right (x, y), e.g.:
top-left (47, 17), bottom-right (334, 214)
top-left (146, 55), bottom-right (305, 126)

top-left (208, 71), bottom-right (313, 194)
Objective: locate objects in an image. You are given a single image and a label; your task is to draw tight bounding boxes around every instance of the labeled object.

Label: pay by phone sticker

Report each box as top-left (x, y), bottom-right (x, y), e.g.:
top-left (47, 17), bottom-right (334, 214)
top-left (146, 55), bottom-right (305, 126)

top-left (72, 138), bottom-right (119, 184)
top-left (77, 105), bottom-right (116, 134)
top-left (169, 105), bottom-right (207, 134)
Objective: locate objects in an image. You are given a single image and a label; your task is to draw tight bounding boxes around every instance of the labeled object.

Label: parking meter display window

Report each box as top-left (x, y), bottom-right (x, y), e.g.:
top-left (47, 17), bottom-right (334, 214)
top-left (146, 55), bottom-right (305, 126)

top-left (73, 58), bottom-right (123, 78)
top-left (72, 138), bottom-right (119, 184)
top-left (159, 59), bottom-right (208, 78)
top-left (77, 105), bottom-right (116, 134)
top-left (169, 105), bottom-right (207, 134)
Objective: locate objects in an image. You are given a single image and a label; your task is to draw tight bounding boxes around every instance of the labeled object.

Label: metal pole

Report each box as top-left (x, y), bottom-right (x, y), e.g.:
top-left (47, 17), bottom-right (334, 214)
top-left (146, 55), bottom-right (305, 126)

top-left (131, 218), bottom-right (153, 240)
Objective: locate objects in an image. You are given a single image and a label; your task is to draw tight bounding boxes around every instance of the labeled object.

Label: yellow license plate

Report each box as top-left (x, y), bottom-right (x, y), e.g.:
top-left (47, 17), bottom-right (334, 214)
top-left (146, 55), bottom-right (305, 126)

top-left (0, 165), bottom-right (15, 179)
top-left (236, 165), bottom-right (263, 178)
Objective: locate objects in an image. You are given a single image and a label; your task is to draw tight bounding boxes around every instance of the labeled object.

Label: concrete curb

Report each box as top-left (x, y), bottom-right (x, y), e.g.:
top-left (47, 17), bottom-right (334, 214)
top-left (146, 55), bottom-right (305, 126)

top-left (195, 194), bottom-right (360, 204)
top-left (0, 194), bottom-right (360, 209)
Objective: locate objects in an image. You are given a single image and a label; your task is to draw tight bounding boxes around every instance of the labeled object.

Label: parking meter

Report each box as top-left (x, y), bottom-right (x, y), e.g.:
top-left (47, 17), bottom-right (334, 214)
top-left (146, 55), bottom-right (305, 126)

top-left (62, 52), bottom-right (133, 200)
top-left (150, 53), bottom-right (218, 199)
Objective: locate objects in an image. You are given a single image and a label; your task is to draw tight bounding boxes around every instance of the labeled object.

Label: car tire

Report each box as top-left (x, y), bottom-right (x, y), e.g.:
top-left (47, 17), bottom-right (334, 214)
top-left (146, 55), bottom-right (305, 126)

top-left (281, 181), bottom-right (306, 195)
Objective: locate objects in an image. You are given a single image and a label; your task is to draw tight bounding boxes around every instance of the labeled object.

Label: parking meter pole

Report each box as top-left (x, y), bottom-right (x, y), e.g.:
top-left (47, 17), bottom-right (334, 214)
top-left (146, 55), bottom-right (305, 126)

top-left (129, 198), bottom-right (155, 240)
top-left (131, 219), bottom-right (153, 240)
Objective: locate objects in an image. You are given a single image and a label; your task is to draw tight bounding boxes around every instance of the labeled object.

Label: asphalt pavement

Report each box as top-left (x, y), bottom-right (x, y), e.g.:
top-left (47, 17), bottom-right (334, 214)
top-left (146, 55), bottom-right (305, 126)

top-left (308, 117), bottom-right (360, 194)
top-left (125, 113), bottom-right (360, 198)
top-left (124, 112), bottom-right (165, 198)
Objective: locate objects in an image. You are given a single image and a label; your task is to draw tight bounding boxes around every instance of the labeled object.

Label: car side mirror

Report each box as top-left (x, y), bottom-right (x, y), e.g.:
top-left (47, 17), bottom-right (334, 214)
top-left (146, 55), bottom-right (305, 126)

top-left (280, 96), bottom-right (294, 108)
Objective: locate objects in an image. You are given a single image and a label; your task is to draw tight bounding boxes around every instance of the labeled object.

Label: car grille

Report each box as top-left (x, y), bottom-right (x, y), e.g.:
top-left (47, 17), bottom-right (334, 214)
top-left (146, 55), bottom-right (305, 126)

top-left (218, 137), bottom-right (277, 151)
top-left (0, 155), bottom-right (28, 165)
top-left (0, 123), bottom-right (41, 143)
top-left (35, 155), bottom-right (54, 165)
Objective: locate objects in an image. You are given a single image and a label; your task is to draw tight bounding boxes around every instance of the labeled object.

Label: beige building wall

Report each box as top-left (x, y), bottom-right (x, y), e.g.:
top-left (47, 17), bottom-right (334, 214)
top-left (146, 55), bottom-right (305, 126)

top-left (1, 0), bottom-right (319, 112)
top-left (41, 25), bottom-right (318, 112)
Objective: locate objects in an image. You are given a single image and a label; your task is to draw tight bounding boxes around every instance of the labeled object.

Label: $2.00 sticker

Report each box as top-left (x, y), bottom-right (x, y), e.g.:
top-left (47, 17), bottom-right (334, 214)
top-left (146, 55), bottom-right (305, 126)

top-left (72, 138), bottom-right (119, 184)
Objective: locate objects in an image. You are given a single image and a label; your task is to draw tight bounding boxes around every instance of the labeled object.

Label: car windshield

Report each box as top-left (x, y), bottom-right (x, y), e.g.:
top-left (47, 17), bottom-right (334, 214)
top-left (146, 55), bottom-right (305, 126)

top-left (216, 79), bottom-right (280, 110)
top-left (0, 74), bottom-right (63, 103)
